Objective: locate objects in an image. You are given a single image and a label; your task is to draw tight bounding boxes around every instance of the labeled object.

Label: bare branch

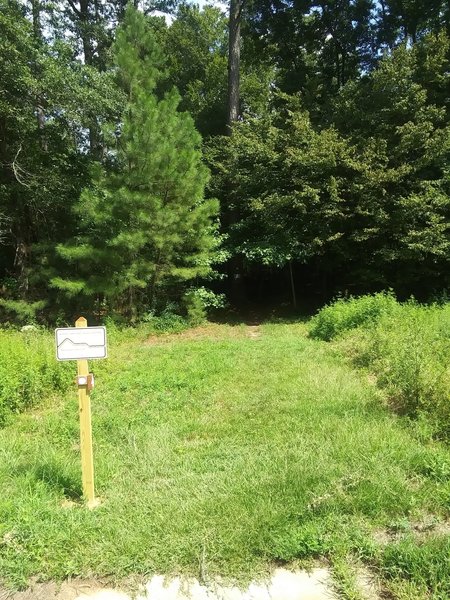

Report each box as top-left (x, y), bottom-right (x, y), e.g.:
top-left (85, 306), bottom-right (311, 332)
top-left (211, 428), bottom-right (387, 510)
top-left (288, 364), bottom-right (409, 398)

top-left (11, 145), bottom-right (32, 188)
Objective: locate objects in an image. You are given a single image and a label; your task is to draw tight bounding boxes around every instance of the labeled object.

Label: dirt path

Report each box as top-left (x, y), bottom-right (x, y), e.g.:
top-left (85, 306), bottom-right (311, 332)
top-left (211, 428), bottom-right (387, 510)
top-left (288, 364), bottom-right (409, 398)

top-left (246, 325), bottom-right (261, 339)
top-left (145, 323), bottom-right (262, 345)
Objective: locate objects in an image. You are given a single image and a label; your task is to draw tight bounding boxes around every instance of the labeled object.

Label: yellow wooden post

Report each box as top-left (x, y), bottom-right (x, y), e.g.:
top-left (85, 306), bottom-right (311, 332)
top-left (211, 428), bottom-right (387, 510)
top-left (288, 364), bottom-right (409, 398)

top-left (75, 316), bottom-right (96, 507)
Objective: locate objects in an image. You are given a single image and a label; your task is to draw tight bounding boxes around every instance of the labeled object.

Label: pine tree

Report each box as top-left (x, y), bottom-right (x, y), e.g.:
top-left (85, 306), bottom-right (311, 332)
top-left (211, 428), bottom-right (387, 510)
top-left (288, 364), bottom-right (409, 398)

top-left (53, 5), bottom-right (219, 319)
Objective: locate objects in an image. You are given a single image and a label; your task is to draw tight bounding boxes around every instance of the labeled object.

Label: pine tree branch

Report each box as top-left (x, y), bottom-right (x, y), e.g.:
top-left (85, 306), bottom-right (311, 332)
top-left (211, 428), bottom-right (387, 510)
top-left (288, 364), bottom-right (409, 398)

top-left (67, 0), bottom-right (82, 18)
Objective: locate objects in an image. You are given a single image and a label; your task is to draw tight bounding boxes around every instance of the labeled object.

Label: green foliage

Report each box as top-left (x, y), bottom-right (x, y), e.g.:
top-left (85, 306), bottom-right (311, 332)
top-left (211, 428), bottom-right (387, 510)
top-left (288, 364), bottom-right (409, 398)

top-left (0, 299), bottom-right (47, 324)
top-left (309, 292), bottom-right (398, 341)
top-left (53, 6), bottom-right (219, 318)
top-left (182, 287), bottom-right (226, 325)
top-left (330, 37), bottom-right (450, 292)
top-left (0, 0), bottom-right (123, 317)
top-left (363, 303), bottom-right (450, 436)
top-left (246, 0), bottom-right (449, 118)
top-left (208, 32), bottom-right (450, 297)
top-left (182, 291), bottom-right (206, 326)
top-left (0, 329), bottom-right (71, 426)
top-left (311, 294), bottom-right (450, 439)
top-left (158, 4), bottom-right (229, 137)
top-left (155, 2), bottom-right (273, 137)
top-left (137, 308), bottom-right (187, 332)
top-left (207, 97), bottom-right (352, 269)
top-left (1, 0), bottom-right (449, 320)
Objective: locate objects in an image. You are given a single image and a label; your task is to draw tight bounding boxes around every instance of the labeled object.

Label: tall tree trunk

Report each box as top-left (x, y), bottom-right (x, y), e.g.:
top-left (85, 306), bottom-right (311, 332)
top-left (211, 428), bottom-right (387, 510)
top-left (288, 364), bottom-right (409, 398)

top-left (227, 0), bottom-right (244, 130)
top-left (31, 0), bottom-right (47, 151)
top-left (148, 249), bottom-right (162, 311)
top-left (335, 47), bottom-right (341, 89)
top-left (14, 237), bottom-right (29, 298)
top-left (226, 0), bottom-right (246, 304)
top-left (78, 0), bottom-right (94, 65)
top-left (79, 0), bottom-right (102, 158)
top-left (341, 51), bottom-right (346, 86)
top-left (288, 260), bottom-right (297, 310)
top-left (67, 0), bottom-right (102, 158)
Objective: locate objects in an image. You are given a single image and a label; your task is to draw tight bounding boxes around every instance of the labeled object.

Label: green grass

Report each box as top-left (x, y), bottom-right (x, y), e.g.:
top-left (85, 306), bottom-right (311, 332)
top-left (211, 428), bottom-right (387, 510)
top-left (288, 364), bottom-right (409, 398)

top-left (310, 295), bottom-right (450, 439)
top-left (309, 291), bottom-right (397, 342)
top-left (1, 321), bottom-right (450, 598)
top-left (0, 328), bottom-right (72, 426)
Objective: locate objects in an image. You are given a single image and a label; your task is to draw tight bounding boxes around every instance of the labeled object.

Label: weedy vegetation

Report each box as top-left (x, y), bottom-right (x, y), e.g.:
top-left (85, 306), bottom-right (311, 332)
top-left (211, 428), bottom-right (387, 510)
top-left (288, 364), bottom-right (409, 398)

top-left (0, 312), bottom-right (449, 599)
top-left (311, 294), bottom-right (450, 439)
top-left (0, 328), bottom-right (72, 427)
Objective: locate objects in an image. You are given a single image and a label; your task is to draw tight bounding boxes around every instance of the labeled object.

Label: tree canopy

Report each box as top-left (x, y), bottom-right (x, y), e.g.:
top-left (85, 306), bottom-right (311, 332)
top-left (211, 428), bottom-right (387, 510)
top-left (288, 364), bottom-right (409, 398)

top-left (0, 0), bottom-right (448, 322)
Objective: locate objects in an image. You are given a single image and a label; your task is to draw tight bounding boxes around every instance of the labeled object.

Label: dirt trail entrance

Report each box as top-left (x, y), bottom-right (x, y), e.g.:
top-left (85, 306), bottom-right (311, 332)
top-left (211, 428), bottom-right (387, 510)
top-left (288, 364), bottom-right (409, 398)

top-left (246, 325), bottom-right (261, 339)
top-left (145, 323), bottom-right (262, 346)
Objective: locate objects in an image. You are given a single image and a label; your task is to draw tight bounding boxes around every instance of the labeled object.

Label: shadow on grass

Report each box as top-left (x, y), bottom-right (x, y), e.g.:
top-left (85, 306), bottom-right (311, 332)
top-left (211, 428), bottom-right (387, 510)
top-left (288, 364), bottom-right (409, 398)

top-left (210, 304), bottom-right (312, 327)
top-left (33, 463), bottom-right (82, 500)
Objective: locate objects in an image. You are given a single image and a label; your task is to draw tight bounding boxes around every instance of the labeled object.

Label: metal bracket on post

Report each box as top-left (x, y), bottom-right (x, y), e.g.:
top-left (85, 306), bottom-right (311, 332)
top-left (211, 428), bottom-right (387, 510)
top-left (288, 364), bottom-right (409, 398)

top-left (75, 373), bottom-right (95, 390)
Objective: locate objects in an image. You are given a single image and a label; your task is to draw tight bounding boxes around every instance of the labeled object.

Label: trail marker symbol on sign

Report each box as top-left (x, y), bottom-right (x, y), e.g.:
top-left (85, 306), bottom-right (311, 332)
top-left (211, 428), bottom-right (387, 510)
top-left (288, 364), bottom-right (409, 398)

top-left (55, 326), bottom-right (107, 361)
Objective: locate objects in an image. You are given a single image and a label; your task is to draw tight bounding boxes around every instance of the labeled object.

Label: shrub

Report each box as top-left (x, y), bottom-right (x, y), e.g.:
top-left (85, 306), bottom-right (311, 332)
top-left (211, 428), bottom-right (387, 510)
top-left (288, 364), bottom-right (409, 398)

top-left (0, 299), bottom-right (47, 324)
top-left (366, 303), bottom-right (450, 436)
top-left (309, 292), bottom-right (397, 341)
top-left (183, 291), bottom-right (207, 326)
top-left (140, 309), bottom-right (187, 332)
top-left (310, 295), bottom-right (450, 439)
top-left (0, 328), bottom-right (72, 426)
top-left (183, 287), bottom-right (227, 326)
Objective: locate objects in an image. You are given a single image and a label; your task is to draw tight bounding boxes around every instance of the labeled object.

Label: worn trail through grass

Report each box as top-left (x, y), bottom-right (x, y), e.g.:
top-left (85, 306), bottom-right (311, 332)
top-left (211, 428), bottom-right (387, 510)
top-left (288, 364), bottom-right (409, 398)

top-left (1, 322), bottom-right (450, 599)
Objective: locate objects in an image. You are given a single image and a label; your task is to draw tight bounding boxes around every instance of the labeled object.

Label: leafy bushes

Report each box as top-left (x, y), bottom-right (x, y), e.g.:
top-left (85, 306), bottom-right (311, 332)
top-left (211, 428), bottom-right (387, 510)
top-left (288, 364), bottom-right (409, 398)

top-left (310, 295), bottom-right (450, 439)
top-left (367, 304), bottom-right (450, 429)
top-left (0, 329), bottom-right (72, 426)
top-left (309, 292), bottom-right (397, 341)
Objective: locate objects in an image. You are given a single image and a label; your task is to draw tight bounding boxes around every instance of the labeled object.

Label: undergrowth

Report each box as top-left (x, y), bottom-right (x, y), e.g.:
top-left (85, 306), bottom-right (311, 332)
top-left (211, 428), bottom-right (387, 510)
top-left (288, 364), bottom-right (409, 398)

top-left (0, 315), bottom-right (190, 426)
top-left (309, 292), bottom-right (397, 342)
top-left (0, 328), bottom-right (72, 426)
top-left (0, 320), bottom-right (449, 599)
top-left (310, 294), bottom-right (450, 439)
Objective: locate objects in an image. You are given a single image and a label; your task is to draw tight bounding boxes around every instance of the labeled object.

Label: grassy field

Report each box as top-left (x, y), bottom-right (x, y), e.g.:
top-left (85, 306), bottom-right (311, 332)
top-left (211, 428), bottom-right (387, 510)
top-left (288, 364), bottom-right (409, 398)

top-left (1, 320), bottom-right (450, 599)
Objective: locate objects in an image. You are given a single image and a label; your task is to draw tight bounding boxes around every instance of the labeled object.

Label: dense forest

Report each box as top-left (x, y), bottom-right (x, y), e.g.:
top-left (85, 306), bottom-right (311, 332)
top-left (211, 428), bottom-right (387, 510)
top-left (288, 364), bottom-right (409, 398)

top-left (1, 0), bottom-right (449, 323)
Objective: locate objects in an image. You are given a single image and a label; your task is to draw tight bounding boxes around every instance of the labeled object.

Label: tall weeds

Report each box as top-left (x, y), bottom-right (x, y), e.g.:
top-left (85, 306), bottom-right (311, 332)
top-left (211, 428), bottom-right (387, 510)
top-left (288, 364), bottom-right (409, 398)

top-left (310, 295), bottom-right (450, 439)
top-left (0, 329), bottom-right (71, 425)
